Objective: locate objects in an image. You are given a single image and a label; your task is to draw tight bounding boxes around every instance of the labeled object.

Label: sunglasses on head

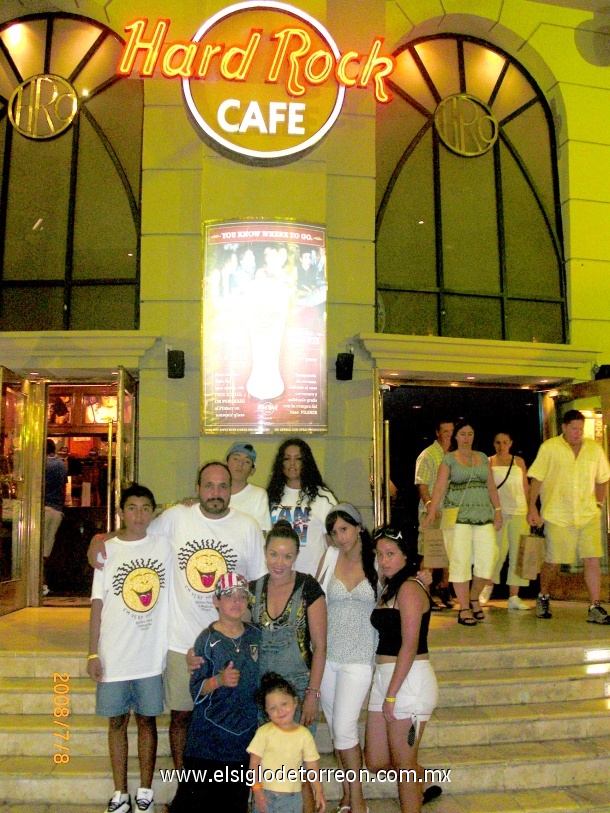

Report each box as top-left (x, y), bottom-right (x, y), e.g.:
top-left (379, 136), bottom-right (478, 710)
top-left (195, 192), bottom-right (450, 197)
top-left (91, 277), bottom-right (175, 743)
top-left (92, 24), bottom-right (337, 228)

top-left (372, 526), bottom-right (402, 542)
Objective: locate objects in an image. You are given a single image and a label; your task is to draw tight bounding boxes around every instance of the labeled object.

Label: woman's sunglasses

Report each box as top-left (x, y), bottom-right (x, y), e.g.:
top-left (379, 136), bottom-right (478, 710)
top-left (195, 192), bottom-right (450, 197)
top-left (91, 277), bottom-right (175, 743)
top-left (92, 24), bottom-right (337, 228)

top-left (372, 526), bottom-right (402, 542)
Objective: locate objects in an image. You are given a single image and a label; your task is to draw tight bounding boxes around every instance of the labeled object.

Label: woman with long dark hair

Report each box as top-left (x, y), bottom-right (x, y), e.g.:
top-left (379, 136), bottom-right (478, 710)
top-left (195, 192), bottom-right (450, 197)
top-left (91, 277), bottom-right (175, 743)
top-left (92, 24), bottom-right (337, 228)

top-left (423, 418), bottom-right (502, 626)
top-left (365, 526), bottom-right (438, 813)
top-left (267, 437), bottom-right (337, 576)
top-left (316, 504), bottom-right (378, 813)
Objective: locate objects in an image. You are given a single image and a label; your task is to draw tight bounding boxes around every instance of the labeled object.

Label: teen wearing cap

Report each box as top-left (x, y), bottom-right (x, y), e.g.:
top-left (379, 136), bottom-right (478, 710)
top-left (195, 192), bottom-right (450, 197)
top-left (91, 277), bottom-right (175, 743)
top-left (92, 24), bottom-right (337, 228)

top-left (226, 442), bottom-right (271, 533)
top-left (171, 573), bottom-right (261, 813)
top-left (365, 527), bottom-right (438, 813)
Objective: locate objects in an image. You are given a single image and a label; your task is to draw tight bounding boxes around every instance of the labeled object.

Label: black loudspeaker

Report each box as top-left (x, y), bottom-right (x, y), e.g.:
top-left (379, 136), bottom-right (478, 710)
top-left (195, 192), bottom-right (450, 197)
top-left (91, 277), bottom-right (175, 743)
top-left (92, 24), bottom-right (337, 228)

top-left (595, 365), bottom-right (610, 380)
top-left (167, 350), bottom-right (185, 379)
top-left (335, 352), bottom-right (354, 381)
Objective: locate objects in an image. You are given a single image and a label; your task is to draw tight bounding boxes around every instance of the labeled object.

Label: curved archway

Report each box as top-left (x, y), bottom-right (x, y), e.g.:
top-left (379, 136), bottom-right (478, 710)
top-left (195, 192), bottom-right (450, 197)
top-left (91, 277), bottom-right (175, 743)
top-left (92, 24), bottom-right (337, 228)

top-left (376, 32), bottom-right (566, 343)
top-left (0, 12), bottom-right (143, 330)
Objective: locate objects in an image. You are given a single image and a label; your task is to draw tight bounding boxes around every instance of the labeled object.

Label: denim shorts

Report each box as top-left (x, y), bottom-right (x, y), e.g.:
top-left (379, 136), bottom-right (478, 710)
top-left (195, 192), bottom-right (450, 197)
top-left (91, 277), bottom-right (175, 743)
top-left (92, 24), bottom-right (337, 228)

top-left (96, 674), bottom-right (164, 717)
top-left (255, 790), bottom-right (302, 813)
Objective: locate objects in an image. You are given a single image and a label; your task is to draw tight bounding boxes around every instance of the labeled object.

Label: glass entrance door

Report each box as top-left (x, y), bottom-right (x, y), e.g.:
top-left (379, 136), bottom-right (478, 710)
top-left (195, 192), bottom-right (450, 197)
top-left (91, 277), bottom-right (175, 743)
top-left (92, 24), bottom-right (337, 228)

top-left (0, 368), bottom-right (27, 615)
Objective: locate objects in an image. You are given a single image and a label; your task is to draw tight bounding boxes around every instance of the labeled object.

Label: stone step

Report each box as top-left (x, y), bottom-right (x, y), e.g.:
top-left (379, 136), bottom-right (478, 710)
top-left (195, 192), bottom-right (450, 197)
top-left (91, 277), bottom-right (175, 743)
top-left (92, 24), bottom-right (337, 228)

top-left (0, 785), bottom-right (609, 813)
top-left (4, 696), bottom-right (610, 757)
top-left (1, 628), bottom-right (609, 680)
top-left (1, 736), bottom-right (610, 803)
top-left (431, 637), bottom-right (610, 673)
top-left (3, 660), bottom-right (608, 717)
top-left (436, 662), bottom-right (610, 707)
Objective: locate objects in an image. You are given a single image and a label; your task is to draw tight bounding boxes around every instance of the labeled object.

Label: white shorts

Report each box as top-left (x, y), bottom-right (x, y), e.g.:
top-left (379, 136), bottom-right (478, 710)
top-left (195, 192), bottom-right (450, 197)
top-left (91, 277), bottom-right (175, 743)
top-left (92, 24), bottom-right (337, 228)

top-left (368, 661), bottom-right (438, 722)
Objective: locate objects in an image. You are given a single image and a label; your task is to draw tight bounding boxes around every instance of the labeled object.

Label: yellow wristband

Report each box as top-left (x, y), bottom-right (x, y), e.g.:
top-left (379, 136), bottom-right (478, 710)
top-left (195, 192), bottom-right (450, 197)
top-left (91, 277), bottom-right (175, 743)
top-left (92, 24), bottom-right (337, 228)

top-left (494, 507), bottom-right (502, 512)
top-left (252, 783), bottom-right (263, 791)
top-left (87, 654), bottom-right (100, 661)
top-left (385, 696), bottom-right (396, 702)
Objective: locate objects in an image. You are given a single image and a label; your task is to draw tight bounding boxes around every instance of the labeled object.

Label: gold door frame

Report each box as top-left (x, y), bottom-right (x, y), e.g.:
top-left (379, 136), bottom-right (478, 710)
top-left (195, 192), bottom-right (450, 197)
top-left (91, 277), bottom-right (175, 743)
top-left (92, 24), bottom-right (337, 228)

top-left (372, 369), bottom-right (392, 527)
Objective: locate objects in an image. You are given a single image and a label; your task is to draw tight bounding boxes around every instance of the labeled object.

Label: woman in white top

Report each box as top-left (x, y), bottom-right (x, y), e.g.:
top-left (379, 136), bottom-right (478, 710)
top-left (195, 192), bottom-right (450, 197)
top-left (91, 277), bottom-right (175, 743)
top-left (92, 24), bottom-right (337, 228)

top-left (479, 431), bottom-right (531, 611)
top-left (317, 504), bottom-right (378, 813)
top-left (267, 438), bottom-right (337, 576)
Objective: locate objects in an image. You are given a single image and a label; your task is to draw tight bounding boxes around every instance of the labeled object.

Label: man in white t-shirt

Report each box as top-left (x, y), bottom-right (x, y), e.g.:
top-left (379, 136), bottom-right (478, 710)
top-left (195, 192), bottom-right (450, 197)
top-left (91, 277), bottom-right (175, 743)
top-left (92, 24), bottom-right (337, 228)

top-left (225, 442), bottom-right (271, 533)
top-left (89, 462), bottom-right (266, 773)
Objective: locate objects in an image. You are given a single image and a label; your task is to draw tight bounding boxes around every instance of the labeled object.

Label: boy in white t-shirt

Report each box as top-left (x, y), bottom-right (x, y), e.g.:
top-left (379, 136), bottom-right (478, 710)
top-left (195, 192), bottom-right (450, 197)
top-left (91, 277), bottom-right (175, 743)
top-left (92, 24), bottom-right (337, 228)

top-left (88, 484), bottom-right (171, 813)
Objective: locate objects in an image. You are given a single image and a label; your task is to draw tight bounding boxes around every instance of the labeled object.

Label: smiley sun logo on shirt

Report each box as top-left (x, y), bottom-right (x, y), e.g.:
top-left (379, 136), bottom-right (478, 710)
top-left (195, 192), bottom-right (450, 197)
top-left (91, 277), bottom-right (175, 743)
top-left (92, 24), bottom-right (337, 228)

top-left (113, 558), bottom-right (166, 613)
top-left (178, 539), bottom-right (237, 594)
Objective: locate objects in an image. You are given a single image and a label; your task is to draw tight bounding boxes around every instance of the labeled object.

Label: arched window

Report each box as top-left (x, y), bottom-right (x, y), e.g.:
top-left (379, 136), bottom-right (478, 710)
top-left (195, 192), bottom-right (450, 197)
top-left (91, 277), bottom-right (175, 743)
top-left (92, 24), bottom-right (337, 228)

top-left (0, 13), bottom-right (143, 330)
top-left (376, 35), bottom-right (565, 343)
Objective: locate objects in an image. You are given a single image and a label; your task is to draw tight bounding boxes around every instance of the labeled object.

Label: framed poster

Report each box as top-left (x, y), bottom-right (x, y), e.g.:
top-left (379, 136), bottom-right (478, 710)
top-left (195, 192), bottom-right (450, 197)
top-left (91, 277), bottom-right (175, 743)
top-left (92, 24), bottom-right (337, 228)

top-left (203, 220), bottom-right (327, 433)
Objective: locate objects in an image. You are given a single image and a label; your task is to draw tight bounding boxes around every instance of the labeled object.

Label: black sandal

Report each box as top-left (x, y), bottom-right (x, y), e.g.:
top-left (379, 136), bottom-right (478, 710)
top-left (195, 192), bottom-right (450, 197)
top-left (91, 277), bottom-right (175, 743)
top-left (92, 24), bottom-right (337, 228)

top-left (458, 609), bottom-right (477, 626)
top-left (470, 601), bottom-right (485, 620)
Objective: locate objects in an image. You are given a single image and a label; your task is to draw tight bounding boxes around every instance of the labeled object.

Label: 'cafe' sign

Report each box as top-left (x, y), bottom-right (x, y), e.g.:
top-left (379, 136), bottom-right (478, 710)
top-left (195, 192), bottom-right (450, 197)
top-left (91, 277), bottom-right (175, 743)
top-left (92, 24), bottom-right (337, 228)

top-left (117, 0), bottom-right (395, 163)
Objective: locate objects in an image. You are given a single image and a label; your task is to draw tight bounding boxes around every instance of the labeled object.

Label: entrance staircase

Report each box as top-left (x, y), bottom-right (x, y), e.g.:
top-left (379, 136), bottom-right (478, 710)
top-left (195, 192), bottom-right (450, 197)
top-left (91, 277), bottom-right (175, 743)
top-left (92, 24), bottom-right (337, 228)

top-left (0, 605), bottom-right (609, 811)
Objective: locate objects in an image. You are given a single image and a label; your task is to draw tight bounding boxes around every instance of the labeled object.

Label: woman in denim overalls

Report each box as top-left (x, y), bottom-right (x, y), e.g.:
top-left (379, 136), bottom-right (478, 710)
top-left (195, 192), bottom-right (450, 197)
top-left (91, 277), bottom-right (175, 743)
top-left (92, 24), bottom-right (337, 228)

top-left (250, 520), bottom-right (327, 813)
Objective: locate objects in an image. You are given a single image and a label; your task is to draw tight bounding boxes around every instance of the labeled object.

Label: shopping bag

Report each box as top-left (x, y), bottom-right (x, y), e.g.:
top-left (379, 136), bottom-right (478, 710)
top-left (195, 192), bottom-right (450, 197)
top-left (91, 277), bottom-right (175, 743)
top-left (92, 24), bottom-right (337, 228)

top-left (515, 530), bottom-right (546, 580)
top-left (440, 506), bottom-right (459, 531)
top-left (422, 528), bottom-right (450, 569)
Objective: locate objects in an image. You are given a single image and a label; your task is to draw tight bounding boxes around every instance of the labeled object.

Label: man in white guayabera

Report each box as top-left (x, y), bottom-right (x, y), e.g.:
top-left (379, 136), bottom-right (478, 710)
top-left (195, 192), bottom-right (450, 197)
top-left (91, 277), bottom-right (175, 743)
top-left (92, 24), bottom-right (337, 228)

top-left (527, 409), bottom-right (609, 623)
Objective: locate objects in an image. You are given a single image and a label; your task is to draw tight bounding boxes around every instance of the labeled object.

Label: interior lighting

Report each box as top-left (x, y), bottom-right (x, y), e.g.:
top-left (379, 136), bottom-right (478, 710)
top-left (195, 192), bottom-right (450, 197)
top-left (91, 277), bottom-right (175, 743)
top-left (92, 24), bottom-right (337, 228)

top-left (466, 376), bottom-right (475, 381)
top-left (540, 379), bottom-right (549, 384)
top-left (585, 648), bottom-right (610, 663)
top-left (6, 24), bottom-right (23, 47)
top-left (82, 89), bottom-right (89, 97)
top-left (586, 663), bottom-right (610, 676)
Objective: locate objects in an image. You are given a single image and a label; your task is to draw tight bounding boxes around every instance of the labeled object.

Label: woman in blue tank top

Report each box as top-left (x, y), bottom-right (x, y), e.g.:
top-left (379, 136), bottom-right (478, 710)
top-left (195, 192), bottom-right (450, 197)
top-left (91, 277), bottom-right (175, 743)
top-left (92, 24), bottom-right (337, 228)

top-left (365, 526), bottom-right (439, 813)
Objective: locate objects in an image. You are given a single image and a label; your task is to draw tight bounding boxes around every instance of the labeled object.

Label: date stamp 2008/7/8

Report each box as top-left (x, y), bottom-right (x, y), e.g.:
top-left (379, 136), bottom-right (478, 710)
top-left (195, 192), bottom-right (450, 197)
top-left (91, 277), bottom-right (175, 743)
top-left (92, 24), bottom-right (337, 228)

top-left (52, 672), bottom-right (70, 764)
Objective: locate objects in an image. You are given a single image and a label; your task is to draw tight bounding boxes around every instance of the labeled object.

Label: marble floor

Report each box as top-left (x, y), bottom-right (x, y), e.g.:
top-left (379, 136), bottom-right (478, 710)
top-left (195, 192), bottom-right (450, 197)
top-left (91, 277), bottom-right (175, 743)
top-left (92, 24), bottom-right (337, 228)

top-left (2, 597), bottom-right (610, 656)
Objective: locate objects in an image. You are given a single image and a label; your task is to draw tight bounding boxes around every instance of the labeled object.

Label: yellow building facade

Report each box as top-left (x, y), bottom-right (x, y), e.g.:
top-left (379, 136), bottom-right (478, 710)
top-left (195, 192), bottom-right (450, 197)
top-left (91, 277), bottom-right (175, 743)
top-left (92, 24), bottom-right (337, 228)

top-left (1, 0), bottom-right (610, 608)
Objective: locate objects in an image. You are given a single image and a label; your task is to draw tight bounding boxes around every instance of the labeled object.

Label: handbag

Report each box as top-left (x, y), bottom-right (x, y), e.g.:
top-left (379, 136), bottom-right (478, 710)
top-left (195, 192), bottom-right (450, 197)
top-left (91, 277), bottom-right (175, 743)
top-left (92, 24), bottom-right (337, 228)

top-left (515, 526), bottom-right (546, 580)
top-left (440, 457), bottom-right (475, 530)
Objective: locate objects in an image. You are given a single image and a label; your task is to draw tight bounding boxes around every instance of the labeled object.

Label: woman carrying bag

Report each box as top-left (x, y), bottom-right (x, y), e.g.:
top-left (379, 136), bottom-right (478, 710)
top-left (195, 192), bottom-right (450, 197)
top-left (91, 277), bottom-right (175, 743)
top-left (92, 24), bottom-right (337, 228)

top-left (422, 419), bottom-right (503, 626)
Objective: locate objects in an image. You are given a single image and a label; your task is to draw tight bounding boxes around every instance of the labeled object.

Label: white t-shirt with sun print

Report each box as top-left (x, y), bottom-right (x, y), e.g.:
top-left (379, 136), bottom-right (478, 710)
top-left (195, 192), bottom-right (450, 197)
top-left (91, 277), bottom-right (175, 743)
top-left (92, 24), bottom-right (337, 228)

top-left (91, 534), bottom-right (172, 682)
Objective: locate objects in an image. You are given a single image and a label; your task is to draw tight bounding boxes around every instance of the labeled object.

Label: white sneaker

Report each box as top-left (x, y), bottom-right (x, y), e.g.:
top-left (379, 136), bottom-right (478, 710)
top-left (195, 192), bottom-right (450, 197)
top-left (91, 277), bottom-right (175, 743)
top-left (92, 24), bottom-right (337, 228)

top-left (507, 595), bottom-right (530, 611)
top-left (105, 791), bottom-right (131, 813)
top-left (135, 788), bottom-right (154, 812)
top-left (479, 584), bottom-right (493, 605)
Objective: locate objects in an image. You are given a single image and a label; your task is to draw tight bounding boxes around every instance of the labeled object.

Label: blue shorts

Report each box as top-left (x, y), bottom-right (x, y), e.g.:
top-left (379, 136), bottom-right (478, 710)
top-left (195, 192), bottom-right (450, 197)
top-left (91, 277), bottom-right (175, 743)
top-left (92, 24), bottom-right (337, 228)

top-left (96, 675), bottom-right (164, 718)
top-left (255, 790), bottom-right (302, 813)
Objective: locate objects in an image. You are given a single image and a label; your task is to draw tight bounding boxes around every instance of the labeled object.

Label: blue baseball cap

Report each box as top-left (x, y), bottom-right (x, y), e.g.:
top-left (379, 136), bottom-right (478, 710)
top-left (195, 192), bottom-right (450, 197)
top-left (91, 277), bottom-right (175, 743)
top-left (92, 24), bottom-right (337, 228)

top-left (226, 443), bottom-right (256, 464)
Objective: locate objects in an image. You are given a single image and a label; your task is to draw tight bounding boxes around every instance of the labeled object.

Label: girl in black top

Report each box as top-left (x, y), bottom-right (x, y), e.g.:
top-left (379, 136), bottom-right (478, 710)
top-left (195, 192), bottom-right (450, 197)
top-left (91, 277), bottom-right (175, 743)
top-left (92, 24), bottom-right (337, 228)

top-left (365, 526), bottom-right (439, 813)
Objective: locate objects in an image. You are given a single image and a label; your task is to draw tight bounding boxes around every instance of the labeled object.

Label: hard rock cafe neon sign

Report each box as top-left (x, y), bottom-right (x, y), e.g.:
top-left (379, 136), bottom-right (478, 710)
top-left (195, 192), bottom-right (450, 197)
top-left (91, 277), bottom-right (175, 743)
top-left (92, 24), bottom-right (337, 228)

top-left (117, 1), bottom-right (395, 163)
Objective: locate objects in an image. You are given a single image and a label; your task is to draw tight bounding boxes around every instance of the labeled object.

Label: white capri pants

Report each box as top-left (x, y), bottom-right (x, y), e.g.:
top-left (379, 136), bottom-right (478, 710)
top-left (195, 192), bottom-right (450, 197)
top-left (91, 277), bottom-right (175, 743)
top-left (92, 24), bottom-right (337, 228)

top-left (320, 661), bottom-right (373, 750)
top-left (368, 661), bottom-right (438, 722)
top-left (493, 514), bottom-right (529, 587)
top-left (444, 522), bottom-right (497, 583)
